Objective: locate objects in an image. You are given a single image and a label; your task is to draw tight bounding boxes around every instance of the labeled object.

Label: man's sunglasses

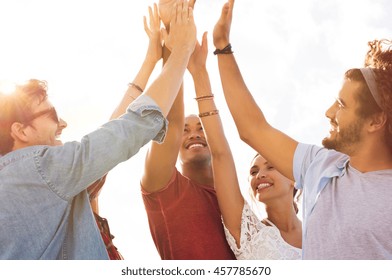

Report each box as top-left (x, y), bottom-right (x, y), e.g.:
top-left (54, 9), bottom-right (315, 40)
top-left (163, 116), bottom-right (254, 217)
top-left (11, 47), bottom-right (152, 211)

top-left (25, 107), bottom-right (60, 124)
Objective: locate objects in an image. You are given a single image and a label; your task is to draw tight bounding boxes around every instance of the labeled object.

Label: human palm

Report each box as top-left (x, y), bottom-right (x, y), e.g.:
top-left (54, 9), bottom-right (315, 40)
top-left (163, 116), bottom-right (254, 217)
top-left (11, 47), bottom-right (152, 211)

top-left (159, 0), bottom-right (196, 28)
top-left (159, 0), bottom-right (176, 28)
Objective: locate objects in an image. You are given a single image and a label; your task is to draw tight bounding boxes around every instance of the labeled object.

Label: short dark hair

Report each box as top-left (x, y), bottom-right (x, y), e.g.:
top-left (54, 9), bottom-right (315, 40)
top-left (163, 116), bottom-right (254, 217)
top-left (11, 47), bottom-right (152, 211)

top-left (0, 79), bottom-right (48, 155)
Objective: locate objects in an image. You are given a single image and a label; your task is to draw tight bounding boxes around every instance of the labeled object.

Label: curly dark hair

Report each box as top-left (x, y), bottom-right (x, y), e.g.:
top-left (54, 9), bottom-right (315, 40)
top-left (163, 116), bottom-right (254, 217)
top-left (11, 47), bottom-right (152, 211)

top-left (364, 39), bottom-right (392, 69)
top-left (366, 39), bottom-right (392, 148)
top-left (0, 79), bottom-right (48, 155)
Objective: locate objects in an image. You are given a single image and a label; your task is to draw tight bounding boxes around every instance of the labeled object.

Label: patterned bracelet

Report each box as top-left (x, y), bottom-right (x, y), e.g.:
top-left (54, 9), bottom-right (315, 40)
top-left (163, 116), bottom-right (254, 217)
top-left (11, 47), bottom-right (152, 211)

top-left (194, 94), bottom-right (214, 101)
top-left (199, 109), bottom-right (219, 118)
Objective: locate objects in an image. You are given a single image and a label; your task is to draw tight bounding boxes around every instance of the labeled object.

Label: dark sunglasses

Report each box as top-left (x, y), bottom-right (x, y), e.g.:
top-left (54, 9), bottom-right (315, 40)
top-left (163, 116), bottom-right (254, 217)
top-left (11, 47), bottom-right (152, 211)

top-left (25, 107), bottom-right (60, 124)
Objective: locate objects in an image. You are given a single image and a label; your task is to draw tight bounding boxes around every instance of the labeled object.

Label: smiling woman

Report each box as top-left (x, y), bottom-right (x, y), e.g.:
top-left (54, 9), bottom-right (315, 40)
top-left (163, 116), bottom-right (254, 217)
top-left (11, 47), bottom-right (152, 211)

top-left (0, 0), bottom-right (391, 265)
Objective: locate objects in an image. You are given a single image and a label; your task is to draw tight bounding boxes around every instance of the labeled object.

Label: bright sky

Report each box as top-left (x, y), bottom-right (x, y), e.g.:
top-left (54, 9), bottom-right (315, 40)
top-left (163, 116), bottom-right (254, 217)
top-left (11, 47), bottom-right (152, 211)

top-left (1, 0), bottom-right (391, 261)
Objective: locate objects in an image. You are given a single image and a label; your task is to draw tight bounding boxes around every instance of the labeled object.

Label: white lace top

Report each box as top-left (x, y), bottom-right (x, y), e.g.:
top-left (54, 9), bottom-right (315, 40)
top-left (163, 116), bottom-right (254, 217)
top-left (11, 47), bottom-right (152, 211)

top-left (223, 201), bottom-right (302, 260)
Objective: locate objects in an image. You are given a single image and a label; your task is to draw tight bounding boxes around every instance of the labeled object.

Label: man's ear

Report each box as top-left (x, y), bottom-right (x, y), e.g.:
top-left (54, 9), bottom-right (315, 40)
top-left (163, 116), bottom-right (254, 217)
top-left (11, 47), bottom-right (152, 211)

top-left (10, 122), bottom-right (29, 143)
top-left (368, 112), bottom-right (387, 132)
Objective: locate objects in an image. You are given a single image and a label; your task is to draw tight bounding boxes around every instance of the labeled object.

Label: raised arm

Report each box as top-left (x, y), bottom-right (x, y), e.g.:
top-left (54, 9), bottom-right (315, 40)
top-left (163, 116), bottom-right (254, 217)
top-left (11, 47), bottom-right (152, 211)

top-left (213, 0), bottom-right (298, 180)
top-left (143, 0), bottom-right (196, 117)
top-left (141, 48), bottom-right (185, 193)
top-left (188, 32), bottom-right (243, 245)
top-left (141, 0), bottom-right (196, 192)
top-left (90, 4), bottom-right (162, 214)
top-left (111, 3), bottom-right (163, 120)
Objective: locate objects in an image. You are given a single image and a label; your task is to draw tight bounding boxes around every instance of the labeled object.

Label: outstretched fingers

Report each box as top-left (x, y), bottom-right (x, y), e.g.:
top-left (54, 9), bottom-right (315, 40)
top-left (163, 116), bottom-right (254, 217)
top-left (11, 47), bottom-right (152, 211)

top-left (187, 2), bottom-right (194, 24)
top-left (221, 0), bottom-right (234, 20)
top-left (172, 0), bottom-right (194, 24)
top-left (179, 0), bottom-right (188, 24)
top-left (153, 3), bottom-right (160, 27)
top-left (189, 0), bottom-right (196, 9)
top-left (144, 4), bottom-right (160, 37)
top-left (213, 0), bottom-right (234, 48)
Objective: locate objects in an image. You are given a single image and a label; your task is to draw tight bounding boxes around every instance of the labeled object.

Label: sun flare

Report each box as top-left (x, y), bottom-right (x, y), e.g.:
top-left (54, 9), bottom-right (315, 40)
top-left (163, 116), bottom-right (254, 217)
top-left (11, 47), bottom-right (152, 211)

top-left (0, 80), bottom-right (17, 96)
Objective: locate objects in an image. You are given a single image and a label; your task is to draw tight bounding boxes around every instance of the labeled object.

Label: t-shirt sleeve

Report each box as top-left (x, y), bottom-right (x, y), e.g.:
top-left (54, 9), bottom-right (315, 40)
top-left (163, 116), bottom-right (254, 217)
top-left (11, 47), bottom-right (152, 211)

top-left (293, 143), bottom-right (313, 190)
top-left (141, 168), bottom-right (185, 212)
top-left (293, 143), bottom-right (348, 191)
top-left (141, 168), bottom-right (178, 196)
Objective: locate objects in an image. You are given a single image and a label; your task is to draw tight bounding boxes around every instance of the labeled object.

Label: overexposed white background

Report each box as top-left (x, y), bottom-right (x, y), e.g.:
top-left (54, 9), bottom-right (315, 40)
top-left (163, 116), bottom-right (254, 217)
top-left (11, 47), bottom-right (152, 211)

top-left (1, 0), bottom-right (391, 260)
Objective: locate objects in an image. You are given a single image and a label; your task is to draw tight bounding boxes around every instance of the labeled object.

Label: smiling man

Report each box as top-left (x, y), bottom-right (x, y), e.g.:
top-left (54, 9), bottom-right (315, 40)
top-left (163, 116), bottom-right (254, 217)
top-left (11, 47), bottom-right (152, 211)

top-left (213, 0), bottom-right (392, 259)
top-left (0, 79), bottom-right (169, 260)
top-left (141, 111), bottom-right (236, 259)
top-left (0, 0), bottom-right (197, 259)
top-left (0, 81), bottom-right (67, 154)
top-left (138, 0), bottom-right (235, 260)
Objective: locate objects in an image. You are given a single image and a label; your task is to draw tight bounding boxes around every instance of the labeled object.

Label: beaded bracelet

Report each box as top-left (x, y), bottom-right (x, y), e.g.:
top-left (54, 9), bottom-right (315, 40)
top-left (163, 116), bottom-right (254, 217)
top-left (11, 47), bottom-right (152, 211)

top-left (213, 43), bottom-right (233, 55)
top-left (194, 94), bottom-right (214, 101)
top-left (199, 109), bottom-right (219, 118)
top-left (128, 82), bottom-right (144, 93)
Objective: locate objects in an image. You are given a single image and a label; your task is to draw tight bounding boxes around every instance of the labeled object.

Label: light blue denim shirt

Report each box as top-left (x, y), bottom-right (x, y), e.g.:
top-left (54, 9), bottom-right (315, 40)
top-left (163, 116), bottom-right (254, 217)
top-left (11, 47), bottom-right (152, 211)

top-left (0, 95), bottom-right (167, 259)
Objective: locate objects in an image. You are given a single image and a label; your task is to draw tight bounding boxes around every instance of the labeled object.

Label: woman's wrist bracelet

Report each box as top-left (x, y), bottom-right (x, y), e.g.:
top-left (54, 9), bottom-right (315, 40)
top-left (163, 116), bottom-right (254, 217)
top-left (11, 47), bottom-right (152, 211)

top-left (213, 43), bottom-right (233, 55)
top-left (199, 109), bottom-right (219, 118)
top-left (194, 94), bottom-right (214, 101)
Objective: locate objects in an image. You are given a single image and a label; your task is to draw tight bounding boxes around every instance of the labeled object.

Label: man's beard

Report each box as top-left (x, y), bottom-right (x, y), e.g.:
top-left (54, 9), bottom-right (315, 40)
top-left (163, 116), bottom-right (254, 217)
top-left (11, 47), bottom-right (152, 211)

top-left (322, 120), bottom-right (364, 154)
top-left (180, 151), bottom-right (211, 167)
top-left (189, 153), bottom-right (211, 166)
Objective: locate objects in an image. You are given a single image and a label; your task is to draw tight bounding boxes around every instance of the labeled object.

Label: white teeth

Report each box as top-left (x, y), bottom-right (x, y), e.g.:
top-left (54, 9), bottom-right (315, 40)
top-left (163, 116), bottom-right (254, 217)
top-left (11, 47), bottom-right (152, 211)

top-left (188, 144), bottom-right (204, 149)
top-left (330, 123), bottom-right (340, 133)
top-left (257, 183), bottom-right (271, 191)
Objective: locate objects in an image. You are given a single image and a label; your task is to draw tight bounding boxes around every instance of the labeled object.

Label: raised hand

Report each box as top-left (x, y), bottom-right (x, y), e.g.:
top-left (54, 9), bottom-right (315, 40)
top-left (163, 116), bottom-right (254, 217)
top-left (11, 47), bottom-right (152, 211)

top-left (213, 0), bottom-right (234, 49)
top-left (144, 3), bottom-right (163, 64)
top-left (162, 0), bottom-right (196, 54)
top-left (159, 0), bottom-right (196, 29)
top-left (187, 32), bottom-right (208, 76)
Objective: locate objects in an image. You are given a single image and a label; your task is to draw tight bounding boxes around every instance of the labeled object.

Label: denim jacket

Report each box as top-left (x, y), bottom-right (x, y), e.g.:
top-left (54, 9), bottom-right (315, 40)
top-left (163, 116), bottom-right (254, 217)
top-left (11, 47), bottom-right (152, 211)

top-left (0, 95), bottom-right (167, 259)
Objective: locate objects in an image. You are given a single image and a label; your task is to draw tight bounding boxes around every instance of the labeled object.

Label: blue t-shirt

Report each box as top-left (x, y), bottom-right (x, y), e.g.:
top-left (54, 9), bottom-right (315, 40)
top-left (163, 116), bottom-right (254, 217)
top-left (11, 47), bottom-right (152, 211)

top-left (294, 143), bottom-right (392, 259)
